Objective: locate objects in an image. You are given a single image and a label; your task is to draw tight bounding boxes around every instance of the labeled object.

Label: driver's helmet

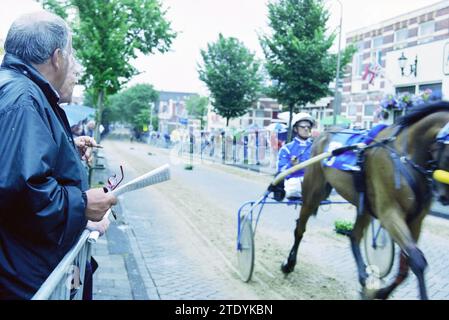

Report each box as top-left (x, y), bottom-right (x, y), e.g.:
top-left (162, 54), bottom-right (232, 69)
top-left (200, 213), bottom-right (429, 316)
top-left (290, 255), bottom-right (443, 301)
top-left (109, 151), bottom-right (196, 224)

top-left (292, 112), bottom-right (316, 127)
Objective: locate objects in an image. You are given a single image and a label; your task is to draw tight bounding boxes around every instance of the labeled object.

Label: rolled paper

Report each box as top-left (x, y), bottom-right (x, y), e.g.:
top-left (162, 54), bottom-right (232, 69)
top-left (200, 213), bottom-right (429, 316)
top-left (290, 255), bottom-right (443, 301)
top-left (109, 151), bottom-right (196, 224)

top-left (111, 164), bottom-right (170, 197)
top-left (88, 164), bottom-right (171, 243)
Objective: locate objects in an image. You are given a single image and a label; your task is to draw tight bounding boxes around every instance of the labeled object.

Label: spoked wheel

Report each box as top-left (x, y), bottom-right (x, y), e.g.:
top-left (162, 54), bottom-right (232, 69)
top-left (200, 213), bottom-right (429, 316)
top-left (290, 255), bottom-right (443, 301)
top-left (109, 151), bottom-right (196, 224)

top-left (363, 219), bottom-right (395, 279)
top-left (237, 216), bottom-right (255, 282)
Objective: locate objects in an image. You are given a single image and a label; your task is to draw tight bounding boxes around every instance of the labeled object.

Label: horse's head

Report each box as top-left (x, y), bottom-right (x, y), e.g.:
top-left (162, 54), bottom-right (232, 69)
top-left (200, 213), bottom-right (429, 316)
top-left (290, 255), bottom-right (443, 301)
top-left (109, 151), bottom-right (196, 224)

top-left (431, 122), bottom-right (449, 205)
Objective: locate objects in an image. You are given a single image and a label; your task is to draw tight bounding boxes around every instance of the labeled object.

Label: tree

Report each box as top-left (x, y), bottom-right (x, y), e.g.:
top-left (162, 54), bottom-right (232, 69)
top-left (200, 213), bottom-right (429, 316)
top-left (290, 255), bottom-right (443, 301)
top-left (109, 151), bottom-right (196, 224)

top-left (198, 33), bottom-right (262, 126)
top-left (260, 0), bottom-right (355, 140)
top-left (39, 0), bottom-right (176, 141)
top-left (108, 83), bottom-right (159, 134)
top-left (185, 95), bottom-right (208, 130)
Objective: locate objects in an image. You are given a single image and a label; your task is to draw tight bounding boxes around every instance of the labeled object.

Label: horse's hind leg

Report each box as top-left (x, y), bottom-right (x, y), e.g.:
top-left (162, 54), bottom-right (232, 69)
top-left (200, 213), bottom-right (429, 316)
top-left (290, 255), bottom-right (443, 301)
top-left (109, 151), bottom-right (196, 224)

top-left (373, 210), bottom-right (428, 300)
top-left (349, 212), bottom-right (371, 287)
top-left (281, 182), bottom-right (331, 275)
top-left (373, 214), bottom-right (427, 300)
top-left (372, 250), bottom-right (409, 300)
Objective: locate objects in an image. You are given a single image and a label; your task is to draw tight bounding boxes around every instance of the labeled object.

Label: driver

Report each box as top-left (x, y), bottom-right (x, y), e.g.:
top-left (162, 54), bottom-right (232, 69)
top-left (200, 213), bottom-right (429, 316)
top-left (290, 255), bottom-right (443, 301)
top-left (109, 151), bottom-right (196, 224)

top-left (276, 112), bottom-right (316, 199)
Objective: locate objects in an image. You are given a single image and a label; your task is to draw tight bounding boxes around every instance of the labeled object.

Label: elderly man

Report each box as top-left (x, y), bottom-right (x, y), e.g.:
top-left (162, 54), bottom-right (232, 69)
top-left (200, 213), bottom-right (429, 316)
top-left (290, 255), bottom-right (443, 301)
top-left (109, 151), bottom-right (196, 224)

top-left (0, 11), bottom-right (117, 299)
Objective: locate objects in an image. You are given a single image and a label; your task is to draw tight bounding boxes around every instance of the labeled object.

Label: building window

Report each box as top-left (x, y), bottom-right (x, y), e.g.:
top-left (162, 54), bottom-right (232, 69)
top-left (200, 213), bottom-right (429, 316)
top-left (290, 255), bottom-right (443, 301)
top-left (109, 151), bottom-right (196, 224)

top-left (353, 42), bottom-right (364, 77)
top-left (363, 120), bottom-right (373, 129)
top-left (372, 36), bottom-right (383, 48)
top-left (396, 86), bottom-right (415, 94)
top-left (348, 104), bottom-right (357, 116)
top-left (418, 21), bottom-right (435, 44)
top-left (364, 104), bottom-right (375, 116)
top-left (370, 36), bottom-right (383, 66)
top-left (394, 28), bottom-right (408, 49)
top-left (419, 83), bottom-right (442, 97)
top-left (255, 109), bottom-right (264, 118)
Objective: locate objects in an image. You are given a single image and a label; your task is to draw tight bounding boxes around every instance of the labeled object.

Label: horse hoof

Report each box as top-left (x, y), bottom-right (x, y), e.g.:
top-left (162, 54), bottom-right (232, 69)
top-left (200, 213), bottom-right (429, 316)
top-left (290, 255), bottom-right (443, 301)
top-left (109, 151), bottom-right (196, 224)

top-left (374, 288), bottom-right (391, 300)
top-left (281, 260), bottom-right (295, 274)
top-left (360, 287), bottom-right (377, 300)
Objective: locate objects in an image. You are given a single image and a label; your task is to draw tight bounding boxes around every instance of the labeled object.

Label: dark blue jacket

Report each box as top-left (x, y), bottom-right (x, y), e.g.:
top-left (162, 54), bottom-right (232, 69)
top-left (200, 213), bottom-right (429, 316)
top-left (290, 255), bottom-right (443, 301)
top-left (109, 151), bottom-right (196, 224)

top-left (0, 54), bottom-right (88, 299)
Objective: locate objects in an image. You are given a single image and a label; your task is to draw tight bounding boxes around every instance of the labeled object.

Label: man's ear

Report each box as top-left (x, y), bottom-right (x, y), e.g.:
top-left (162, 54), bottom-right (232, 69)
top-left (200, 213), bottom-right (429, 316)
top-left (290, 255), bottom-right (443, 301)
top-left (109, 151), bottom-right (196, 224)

top-left (50, 48), bottom-right (64, 70)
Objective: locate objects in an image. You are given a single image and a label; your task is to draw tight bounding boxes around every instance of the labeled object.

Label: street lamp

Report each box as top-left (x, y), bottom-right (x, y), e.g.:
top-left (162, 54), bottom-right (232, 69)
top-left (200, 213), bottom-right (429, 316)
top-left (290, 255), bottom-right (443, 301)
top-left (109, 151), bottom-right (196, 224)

top-left (398, 52), bottom-right (418, 77)
top-left (332, 0), bottom-right (343, 126)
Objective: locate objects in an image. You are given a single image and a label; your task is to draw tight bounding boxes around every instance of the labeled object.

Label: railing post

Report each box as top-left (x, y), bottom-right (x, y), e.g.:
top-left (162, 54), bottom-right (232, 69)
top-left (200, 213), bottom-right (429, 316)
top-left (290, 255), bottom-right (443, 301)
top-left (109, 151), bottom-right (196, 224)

top-left (255, 130), bottom-right (260, 165)
top-left (221, 131), bottom-right (225, 164)
top-left (243, 135), bottom-right (248, 165)
top-left (233, 135), bottom-right (237, 163)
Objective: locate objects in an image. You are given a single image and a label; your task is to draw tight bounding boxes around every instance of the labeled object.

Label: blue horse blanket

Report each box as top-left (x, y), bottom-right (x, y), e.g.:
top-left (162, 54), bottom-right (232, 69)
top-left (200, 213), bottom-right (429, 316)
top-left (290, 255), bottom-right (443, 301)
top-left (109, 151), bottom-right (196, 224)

top-left (323, 124), bottom-right (388, 171)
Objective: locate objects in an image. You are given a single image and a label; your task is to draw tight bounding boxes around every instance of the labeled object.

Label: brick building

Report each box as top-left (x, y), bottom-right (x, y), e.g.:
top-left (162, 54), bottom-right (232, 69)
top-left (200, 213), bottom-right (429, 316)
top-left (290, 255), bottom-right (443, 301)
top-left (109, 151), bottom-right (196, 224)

top-left (342, 0), bottom-right (449, 128)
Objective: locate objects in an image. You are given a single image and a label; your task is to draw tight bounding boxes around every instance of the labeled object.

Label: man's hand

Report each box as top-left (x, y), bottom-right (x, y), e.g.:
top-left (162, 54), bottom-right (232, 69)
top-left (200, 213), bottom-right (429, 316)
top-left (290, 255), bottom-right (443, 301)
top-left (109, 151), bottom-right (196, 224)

top-left (85, 188), bottom-right (117, 221)
top-left (74, 136), bottom-right (97, 164)
top-left (86, 215), bottom-right (111, 236)
top-left (290, 155), bottom-right (299, 165)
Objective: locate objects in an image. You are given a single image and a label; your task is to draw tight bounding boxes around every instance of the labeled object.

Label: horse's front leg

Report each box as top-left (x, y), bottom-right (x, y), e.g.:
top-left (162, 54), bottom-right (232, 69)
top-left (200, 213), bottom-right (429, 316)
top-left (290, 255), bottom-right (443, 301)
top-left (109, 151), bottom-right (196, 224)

top-left (281, 205), bottom-right (314, 274)
top-left (349, 212), bottom-right (371, 287)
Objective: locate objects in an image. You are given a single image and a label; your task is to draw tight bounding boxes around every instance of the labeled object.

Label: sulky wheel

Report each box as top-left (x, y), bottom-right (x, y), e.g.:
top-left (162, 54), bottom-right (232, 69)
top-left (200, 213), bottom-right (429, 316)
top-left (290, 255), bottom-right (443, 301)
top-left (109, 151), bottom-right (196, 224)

top-left (363, 219), bottom-right (395, 279)
top-left (237, 216), bottom-right (255, 282)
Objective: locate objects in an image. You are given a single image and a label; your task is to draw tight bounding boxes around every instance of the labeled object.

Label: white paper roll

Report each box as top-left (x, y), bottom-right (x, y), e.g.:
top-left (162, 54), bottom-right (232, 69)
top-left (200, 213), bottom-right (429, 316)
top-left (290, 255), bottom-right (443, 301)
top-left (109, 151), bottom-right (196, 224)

top-left (87, 164), bottom-right (171, 243)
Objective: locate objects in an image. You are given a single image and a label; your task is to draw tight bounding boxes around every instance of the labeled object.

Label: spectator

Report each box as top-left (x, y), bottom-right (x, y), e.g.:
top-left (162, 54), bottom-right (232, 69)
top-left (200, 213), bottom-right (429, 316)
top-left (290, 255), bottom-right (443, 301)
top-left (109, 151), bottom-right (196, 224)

top-left (164, 132), bottom-right (171, 148)
top-left (0, 10), bottom-right (116, 300)
top-left (86, 120), bottom-right (95, 137)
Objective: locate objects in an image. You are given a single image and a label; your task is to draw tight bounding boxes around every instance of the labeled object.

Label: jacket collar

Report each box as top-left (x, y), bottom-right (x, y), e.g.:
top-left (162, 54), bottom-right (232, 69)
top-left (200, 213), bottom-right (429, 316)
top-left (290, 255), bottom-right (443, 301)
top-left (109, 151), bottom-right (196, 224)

top-left (1, 53), bottom-right (60, 106)
top-left (294, 136), bottom-right (311, 144)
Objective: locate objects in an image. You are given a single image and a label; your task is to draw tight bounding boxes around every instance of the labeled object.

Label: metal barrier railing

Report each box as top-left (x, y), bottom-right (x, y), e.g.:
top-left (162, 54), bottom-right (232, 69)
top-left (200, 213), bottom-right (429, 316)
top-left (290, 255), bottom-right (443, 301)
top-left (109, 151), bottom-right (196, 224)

top-left (32, 229), bottom-right (97, 300)
top-left (174, 131), bottom-right (278, 168)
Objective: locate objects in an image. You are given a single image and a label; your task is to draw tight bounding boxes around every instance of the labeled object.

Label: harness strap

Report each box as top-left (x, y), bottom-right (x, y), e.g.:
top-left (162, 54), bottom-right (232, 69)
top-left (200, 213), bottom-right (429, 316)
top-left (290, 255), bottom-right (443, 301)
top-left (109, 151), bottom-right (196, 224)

top-left (353, 149), bottom-right (366, 216)
top-left (390, 152), bottom-right (426, 222)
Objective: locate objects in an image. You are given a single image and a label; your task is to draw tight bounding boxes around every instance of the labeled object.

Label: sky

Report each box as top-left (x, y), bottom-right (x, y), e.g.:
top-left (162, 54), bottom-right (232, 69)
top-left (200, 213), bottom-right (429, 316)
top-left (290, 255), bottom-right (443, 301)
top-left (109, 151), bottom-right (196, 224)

top-left (0, 0), bottom-right (442, 96)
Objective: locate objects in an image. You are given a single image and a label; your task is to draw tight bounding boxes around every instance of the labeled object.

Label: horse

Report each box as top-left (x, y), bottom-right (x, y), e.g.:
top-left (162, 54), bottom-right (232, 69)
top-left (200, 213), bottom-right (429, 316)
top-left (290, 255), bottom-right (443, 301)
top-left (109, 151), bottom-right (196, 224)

top-left (280, 101), bottom-right (449, 300)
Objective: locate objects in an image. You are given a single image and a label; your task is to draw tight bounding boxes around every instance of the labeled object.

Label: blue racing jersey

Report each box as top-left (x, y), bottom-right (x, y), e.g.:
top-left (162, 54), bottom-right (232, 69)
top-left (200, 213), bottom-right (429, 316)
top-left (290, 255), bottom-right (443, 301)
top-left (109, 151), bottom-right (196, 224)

top-left (277, 137), bottom-right (313, 179)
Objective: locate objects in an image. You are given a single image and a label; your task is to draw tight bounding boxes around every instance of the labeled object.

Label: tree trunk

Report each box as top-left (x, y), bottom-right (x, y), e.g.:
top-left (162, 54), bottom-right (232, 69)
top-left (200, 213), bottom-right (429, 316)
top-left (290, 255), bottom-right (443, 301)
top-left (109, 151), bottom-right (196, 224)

top-left (94, 89), bottom-right (105, 143)
top-left (287, 103), bottom-right (294, 142)
top-left (226, 117), bottom-right (229, 127)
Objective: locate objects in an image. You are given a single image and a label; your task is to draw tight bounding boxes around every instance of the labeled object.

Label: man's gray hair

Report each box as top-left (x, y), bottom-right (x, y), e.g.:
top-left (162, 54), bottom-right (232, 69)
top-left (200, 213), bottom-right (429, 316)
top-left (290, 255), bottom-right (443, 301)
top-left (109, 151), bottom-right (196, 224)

top-left (4, 11), bottom-right (70, 64)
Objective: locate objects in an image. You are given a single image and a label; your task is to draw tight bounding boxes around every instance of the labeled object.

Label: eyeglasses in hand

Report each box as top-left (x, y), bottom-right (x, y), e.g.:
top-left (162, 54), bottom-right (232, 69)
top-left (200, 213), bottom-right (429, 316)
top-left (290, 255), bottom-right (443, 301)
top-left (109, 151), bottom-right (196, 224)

top-left (102, 165), bottom-right (124, 220)
top-left (105, 165), bottom-right (124, 192)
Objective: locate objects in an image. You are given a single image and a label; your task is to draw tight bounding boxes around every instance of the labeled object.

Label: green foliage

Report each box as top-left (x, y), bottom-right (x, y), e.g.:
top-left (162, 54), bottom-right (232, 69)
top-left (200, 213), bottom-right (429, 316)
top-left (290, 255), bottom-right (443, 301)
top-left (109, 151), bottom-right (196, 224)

top-left (38, 0), bottom-right (176, 140)
top-left (185, 95), bottom-right (208, 130)
top-left (40, 0), bottom-right (69, 19)
top-left (40, 0), bottom-right (176, 94)
top-left (108, 83), bottom-right (159, 133)
top-left (198, 33), bottom-right (262, 126)
top-left (260, 0), bottom-right (355, 138)
top-left (334, 219), bottom-right (354, 236)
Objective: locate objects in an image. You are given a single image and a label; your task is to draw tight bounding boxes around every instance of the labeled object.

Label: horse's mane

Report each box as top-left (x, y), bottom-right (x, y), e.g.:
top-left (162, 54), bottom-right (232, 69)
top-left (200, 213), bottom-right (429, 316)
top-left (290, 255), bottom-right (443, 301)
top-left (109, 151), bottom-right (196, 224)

top-left (395, 100), bottom-right (449, 127)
